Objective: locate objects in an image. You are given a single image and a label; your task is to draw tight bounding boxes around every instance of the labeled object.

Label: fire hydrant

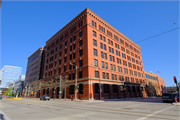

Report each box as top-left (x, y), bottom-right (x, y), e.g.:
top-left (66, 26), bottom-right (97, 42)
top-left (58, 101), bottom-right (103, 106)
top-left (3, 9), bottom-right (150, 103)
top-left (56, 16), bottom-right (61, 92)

top-left (174, 97), bottom-right (177, 103)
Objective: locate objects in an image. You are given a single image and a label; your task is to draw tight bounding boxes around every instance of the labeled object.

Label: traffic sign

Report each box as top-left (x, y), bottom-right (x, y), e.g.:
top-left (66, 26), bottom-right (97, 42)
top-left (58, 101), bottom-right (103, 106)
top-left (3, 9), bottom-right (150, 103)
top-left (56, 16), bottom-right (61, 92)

top-left (53, 91), bottom-right (55, 93)
top-left (31, 91), bottom-right (33, 94)
top-left (59, 91), bottom-right (62, 93)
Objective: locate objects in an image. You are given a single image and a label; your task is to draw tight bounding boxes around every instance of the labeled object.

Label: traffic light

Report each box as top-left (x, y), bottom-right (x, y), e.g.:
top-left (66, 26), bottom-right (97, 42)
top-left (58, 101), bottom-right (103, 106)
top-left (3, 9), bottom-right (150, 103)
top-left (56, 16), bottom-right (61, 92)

top-left (173, 76), bottom-right (177, 84)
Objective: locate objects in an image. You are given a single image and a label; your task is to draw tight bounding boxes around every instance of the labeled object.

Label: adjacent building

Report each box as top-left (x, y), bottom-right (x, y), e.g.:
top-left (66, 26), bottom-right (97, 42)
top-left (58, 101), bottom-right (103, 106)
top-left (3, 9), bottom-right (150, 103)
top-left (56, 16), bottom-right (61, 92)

top-left (24, 47), bottom-right (45, 97)
top-left (145, 71), bottom-right (166, 96)
top-left (24, 8), bottom-right (148, 100)
top-left (0, 65), bottom-right (22, 87)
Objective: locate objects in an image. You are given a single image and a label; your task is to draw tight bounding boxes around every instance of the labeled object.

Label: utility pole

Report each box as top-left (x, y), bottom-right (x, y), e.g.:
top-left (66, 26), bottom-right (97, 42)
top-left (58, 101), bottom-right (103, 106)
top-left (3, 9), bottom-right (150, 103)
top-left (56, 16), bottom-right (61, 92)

top-left (59, 75), bottom-right (61, 100)
top-left (99, 67), bottom-right (102, 100)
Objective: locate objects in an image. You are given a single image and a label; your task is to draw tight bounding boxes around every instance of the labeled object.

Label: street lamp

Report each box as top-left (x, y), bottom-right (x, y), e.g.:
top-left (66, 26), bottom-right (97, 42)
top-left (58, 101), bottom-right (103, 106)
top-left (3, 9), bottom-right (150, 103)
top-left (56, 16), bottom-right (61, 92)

top-left (70, 62), bottom-right (78, 101)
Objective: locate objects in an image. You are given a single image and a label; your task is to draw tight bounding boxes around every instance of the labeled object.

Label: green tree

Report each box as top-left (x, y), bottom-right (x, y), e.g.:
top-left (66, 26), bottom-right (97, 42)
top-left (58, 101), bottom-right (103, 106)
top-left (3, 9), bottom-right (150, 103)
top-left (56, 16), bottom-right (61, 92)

top-left (4, 88), bottom-right (13, 96)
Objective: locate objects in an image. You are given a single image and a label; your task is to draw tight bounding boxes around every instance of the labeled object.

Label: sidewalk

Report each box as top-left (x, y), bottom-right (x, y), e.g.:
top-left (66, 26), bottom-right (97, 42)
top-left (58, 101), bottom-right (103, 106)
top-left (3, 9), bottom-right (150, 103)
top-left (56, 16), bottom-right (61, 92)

top-left (172, 102), bottom-right (180, 106)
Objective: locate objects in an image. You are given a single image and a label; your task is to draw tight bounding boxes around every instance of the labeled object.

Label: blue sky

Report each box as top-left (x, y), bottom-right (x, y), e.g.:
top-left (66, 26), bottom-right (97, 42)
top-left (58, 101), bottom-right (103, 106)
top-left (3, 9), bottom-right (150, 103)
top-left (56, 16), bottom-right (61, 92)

top-left (1, 1), bottom-right (179, 87)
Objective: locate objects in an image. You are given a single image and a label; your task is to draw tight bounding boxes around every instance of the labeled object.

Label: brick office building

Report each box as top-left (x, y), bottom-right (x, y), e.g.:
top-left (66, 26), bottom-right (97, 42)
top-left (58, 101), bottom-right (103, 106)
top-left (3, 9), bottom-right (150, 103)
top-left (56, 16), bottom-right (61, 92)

top-left (25, 8), bottom-right (148, 100)
top-left (23, 47), bottom-right (45, 97)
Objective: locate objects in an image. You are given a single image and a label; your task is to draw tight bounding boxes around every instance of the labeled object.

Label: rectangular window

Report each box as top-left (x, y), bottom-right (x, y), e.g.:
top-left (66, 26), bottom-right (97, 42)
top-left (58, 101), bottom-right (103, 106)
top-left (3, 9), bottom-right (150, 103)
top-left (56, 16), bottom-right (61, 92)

top-left (113, 65), bottom-right (116, 71)
top-left (95, 83), bottom-right (99, 94)
top-left (79, 40), bottom-right (83, 47)
top-left (79, 84), bottom-right (83, 94)
top-left (69, 74), bottom-right (71, 80)
top-left (110, 64), bottom-right (113, 70)
top-left (100, 43), bottom-right (103, 49)
top-left (65, 41), bottom-right (68, 46)
top-left (72, 73), bottom-right (75, 79)
top-left (59, 52), bottom-right (62, 57)
top-left (112, 56), bottom-right (115, 62)
top-left (112, 48), bottom-right (114, 54)
top-left (69, 85), bottom-right (74, 94)
top-left (70, 38), bottom-right (73, 43)
top-left (109, 55), bottom-right (112, 61)
top-left (94, 49), bottom-right (97, 56)
top-left (65, 49), bottom-right (67, 54)
top-left (112, 74), bottom-right (114, 80)
top-left (58, 68), bottom-right (61, 73)
top-left (79, 71), bottom-right (83, 79)
top-left (70, 46), bottom-right (72, 51)
top-left (105, 62), bottom-right (108, 69)
top-left (69, 64), bottom-right (72, 70)
top-left (104, 44), bottom-right (106, 50)
top-left (104, 84), bottom-right (109, 93)
top-left (59, 59), bottom-right (61, 65)
top-left (92, 20), bottom-right (94, 26)
top-left (103, 36), bottom-right (106, 42)
top-left (74, 35), bottom-right (76, 41)
top-left (64, 57), bottom-right (67, 63)
top-left (109, 47), bottom-right (111, 52)
top-left (101, 52), bottom-right (104, 58)
top-left (95, 71), bottom-right (99, 78)
top-left (101, 61), bottom-right (104, 68)
top-left (79, 31), bottom-right (83, 37)
top-left (70, 54), bottom-right (72, 60)
top-left (113, 85), bottom-right (118, 93)
top-left (93, 39), bottom-right (97, 46)
top-left (100, 34), bottom-right (102, 40)
top-left (103, 72), bottom-right (105, 79)
top-left (73, 53), bottom-right (76, 59)
top-left (64, 66), bottom-right (66, 72)
top-left (93, 31), bottom-right (96, 37)
top-left (79, 60), bottom-right (83, 67)
top-left (73, 44), bottom-right (76, 50)
top-left (104, 53), bottom-right (107, 59)
top-left (94, 59), bottom-right (98, 67)
top-left (79, 49), bottom-right (83, 57)
top-left (106, 73), bottom-right (109, 79)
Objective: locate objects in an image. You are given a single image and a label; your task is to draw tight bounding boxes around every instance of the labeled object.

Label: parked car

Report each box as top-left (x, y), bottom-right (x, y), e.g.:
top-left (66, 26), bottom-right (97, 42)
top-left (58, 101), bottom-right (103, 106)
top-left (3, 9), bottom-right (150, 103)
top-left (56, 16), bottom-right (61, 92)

top-left (40, 95), bottom-right (50, 101)
top-left (162, 93), bottom-right (177, 103)
top-left (0, 95), bottom-right (2, 99)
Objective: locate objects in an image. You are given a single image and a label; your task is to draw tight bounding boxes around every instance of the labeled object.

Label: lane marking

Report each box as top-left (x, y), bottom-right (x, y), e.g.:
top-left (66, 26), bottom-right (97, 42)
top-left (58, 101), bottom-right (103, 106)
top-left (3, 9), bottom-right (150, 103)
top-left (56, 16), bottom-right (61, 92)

top-left (137, 106), bottom-right (175, 120)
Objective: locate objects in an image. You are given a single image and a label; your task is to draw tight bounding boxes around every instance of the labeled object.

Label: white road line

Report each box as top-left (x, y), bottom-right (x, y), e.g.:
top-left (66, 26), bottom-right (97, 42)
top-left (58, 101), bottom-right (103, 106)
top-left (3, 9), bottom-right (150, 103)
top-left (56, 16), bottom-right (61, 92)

top-left (137, 106), bottom-right (175, 120)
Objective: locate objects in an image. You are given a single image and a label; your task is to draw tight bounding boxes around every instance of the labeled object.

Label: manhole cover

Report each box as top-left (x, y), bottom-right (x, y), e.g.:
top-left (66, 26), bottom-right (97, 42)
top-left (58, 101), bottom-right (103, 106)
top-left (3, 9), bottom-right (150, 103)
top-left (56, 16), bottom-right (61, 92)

top-left (123, 108), bottom-right (132, 110)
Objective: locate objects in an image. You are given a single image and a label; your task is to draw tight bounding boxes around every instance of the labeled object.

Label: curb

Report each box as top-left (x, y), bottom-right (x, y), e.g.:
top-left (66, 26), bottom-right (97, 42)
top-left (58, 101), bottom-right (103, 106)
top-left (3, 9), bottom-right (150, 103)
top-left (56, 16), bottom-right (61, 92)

top-left (172, 102), bottom-right (180, 106)
top-left (7, 98), bottom-right (22, 100)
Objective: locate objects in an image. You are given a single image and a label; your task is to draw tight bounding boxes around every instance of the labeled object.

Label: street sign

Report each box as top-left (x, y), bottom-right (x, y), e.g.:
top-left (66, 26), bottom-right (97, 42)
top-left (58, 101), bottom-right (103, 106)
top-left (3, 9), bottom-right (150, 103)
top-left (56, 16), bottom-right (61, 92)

top-left (100, 89), bottom-right (102, 92)
top-left (59, 91), bottom-right (62, 93)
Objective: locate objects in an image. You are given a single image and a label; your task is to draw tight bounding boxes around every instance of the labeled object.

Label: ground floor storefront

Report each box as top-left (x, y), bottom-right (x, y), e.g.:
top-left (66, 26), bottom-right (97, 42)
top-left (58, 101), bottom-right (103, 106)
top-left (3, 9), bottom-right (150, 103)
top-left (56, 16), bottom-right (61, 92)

top-left (22, 79), bottom-right (148, 100)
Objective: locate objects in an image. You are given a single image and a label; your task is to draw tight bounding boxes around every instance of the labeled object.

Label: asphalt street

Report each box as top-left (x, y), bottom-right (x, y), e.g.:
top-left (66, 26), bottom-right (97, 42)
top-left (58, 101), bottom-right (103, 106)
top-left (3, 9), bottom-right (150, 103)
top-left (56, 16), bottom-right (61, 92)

top-left (0, 97), bottom-right (179, 120)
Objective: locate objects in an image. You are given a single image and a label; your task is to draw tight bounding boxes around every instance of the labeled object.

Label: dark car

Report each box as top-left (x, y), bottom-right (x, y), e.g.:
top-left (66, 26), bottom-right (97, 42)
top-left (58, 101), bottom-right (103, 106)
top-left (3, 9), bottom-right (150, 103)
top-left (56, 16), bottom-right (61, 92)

top-left (162, 93), bottom-right (177, 103)
top-left (40, 95), bottom-right (50, 101)
top-left (0, 95), bottom-right (2, 99)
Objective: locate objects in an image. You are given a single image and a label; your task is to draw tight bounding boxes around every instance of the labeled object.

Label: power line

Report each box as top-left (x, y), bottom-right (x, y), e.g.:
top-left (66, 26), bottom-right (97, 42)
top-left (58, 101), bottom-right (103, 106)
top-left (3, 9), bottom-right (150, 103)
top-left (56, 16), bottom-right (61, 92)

top-left (154, 0), bottom-right (177, 27)
top-left (136, 27), bottom-right (180, 43)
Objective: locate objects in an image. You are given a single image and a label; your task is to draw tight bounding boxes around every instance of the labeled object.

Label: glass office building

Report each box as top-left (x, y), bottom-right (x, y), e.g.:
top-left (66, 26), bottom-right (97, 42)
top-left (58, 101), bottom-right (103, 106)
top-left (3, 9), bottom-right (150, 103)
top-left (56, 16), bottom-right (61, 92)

top-left (0, 65), bottom-right (22, 87)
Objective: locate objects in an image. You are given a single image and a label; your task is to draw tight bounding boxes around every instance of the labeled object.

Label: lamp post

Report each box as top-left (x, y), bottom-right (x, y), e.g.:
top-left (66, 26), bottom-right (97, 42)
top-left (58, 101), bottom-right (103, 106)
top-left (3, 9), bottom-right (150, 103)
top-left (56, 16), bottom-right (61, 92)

top-left (98, 67), bottom-right (102, 100)
top-left (59, 75), bottom-right (61, 100)
top-left (70, 62), bottom-right (78, 101)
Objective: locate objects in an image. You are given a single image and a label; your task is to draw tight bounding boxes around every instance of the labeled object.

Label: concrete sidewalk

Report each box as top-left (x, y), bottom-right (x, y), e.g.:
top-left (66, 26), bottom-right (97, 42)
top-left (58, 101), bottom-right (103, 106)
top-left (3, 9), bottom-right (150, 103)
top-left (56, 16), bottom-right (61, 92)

top-left (172, 102), bottom-right (180, 106)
